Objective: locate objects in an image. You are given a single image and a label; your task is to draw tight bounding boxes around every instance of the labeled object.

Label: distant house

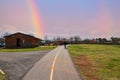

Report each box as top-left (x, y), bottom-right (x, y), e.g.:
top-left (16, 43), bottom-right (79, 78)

top-left (5, 32), bottom-right (42, 48)
top-left (55, 40), bottom-right (67, 45)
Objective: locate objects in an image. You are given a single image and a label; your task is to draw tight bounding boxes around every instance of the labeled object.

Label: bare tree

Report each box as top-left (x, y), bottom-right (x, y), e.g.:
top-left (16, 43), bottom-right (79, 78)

top-left (69, 37), bottom-right (74, 44)
top-left (111, 37), bottom-right (120, 45)
top-left (74, 36), bottom-right (81, 44)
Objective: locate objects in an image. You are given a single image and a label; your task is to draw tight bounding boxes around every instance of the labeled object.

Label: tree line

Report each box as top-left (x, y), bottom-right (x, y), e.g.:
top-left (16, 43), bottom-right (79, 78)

top-left (0, 33), bottom-right (119, 45)
top-left (44, 36), bottom-right (120, 45)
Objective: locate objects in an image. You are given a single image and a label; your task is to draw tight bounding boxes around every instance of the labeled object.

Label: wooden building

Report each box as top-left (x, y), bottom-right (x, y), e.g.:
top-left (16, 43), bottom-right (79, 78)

top-left (5, 32), bottom-right (41, 48)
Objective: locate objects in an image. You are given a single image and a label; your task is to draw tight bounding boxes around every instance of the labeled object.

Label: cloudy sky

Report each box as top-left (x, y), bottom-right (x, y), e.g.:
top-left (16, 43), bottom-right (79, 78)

top-left (0, 0), bottom-right (120, 39)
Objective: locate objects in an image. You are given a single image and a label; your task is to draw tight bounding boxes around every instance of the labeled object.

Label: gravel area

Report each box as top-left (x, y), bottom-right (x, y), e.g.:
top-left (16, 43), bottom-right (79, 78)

top-left (0, 50), bottom-right (50, 80)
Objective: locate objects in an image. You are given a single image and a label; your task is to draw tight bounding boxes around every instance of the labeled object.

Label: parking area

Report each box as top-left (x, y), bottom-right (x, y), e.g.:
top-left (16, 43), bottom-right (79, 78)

top-left (0, 50), bottom-right (50, 80)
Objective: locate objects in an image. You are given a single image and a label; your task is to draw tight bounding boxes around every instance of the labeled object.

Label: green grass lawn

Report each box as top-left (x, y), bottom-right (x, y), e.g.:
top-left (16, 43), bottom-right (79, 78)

top-left (0, 46), bottom-right (56, 52)
top-left (68, 44), bottom-right (120, 80)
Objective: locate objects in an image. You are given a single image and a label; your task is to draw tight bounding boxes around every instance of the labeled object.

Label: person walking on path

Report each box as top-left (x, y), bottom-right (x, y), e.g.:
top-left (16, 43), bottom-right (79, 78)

top-left (64, 41), bottom-right (67, 49)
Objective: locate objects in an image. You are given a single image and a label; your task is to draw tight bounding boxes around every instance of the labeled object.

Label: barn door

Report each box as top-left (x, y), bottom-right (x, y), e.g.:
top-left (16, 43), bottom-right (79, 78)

top-left (16, 38), bottom-right (21, 47)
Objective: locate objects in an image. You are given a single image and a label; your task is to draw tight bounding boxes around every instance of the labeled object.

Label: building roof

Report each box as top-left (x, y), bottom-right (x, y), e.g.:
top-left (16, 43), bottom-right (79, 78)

top-left (5, 32), bottom-right (42, 40)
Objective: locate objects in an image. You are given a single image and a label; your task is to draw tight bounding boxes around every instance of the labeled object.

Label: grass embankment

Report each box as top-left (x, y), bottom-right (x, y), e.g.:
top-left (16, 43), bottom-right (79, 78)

top-left (0, 46), bottom-right (56, 52)
top-left (0, 71), bottom-right (6, 80)
top-left (68, 44), bottom-right (120, 80)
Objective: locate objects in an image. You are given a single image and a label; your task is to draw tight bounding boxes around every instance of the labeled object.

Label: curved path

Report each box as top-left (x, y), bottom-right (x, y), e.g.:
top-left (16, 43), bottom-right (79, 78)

top-left (22, 46), bottom-right (82, 80)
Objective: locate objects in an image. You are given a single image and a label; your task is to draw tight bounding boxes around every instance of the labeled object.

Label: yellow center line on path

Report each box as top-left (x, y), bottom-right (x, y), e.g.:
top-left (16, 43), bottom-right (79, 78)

top-left (50, 47), bottom-right (62, 80)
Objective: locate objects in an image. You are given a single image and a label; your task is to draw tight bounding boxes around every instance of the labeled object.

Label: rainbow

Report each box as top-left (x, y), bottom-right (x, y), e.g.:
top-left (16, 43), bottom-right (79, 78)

top-left (89, 0), bottom-right (112, 39)
top-left (27, 0), bottom-right (44, 38)
top-left (99, 0), bottom-right (112, 38)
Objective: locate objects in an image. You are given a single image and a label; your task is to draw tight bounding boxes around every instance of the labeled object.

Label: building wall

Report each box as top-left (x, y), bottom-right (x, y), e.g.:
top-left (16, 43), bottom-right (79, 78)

top-left (5, 33), bottom-right (40, 48)
top-left (55, 41), bottom-right (64, 45)
top-left (5, 36), bottom-right (17, 48)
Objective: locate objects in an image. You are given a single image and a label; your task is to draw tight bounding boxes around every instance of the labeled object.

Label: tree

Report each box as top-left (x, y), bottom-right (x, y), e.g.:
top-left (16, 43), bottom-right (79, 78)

top-left (44, 35), bottom-right (51, 45)
top-left (69, 37), bottom-right (74, 44)
top-left (102, 38), bottom-right (107, 44)
top-left (74, 36), bottom-right (81, 44)
top-left (82, 39), bottom-right (90, 44)
top-left (111, 37), bottom-right (120, 45)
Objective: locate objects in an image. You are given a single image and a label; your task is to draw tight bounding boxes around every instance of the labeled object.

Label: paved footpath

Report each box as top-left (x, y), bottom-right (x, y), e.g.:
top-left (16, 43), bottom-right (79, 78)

top-left (22, 46), bottom-right (82, 80)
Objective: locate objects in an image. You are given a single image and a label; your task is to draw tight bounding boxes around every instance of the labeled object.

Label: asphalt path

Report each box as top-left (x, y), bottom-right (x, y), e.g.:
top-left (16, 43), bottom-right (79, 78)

top-left (0, 50), bottom-right (50, 80)
top-left (22, 46), bottom-right (82, 80)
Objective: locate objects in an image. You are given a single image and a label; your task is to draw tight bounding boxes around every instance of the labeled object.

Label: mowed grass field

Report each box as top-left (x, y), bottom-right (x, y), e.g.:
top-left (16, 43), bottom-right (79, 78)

top-left (0, 46), bottom-right (56, 52)
top-left (68, 44), bottom-right (120, 80)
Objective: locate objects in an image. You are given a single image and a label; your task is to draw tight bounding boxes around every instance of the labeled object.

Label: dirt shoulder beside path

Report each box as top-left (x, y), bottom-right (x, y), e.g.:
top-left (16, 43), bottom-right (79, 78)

top-left (0, 50), bottom-right (50, 80)
top-left (72, 55), bottom-right (99, 80)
